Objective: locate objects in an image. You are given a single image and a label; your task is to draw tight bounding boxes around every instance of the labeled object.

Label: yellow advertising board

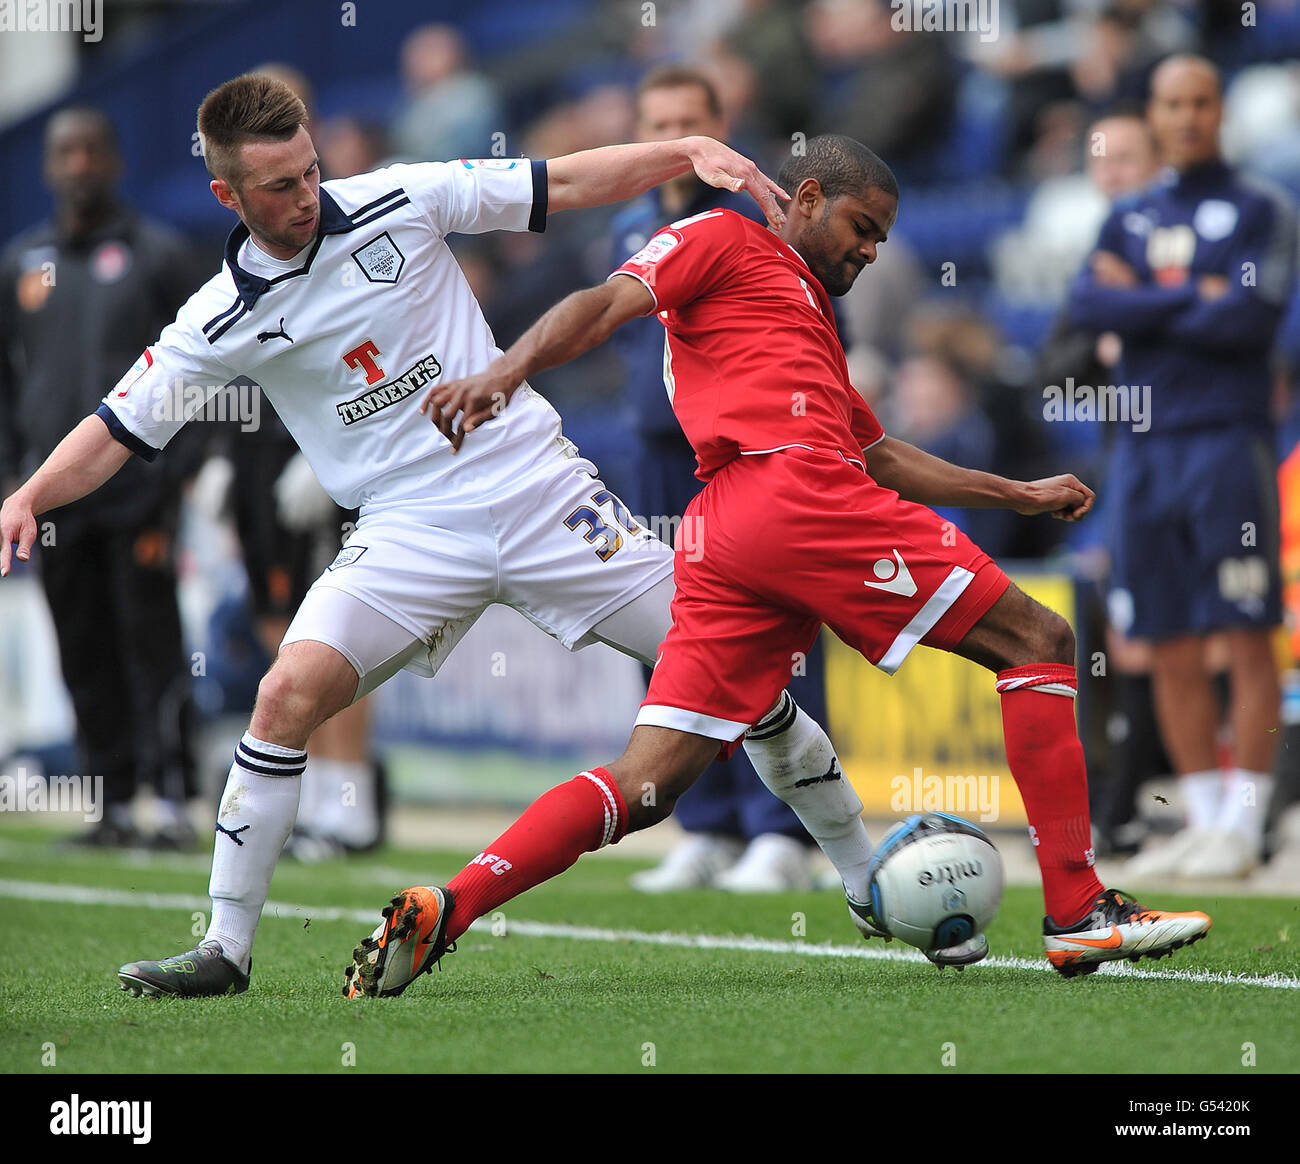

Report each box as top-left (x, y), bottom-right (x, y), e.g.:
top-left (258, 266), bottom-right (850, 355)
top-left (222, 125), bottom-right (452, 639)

top-left (825, 572), bottom-right (1077, 828)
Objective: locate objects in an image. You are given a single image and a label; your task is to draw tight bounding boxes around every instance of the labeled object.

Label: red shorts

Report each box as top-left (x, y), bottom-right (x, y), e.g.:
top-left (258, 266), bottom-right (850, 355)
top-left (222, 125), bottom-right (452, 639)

top-left (638, 447), bottom-right (1010, 755)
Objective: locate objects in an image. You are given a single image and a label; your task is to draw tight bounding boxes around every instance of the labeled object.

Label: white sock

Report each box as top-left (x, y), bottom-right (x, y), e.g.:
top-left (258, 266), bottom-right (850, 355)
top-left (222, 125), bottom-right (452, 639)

top-left (1220, 768), bottom-right (1274, 849)
top-left (295, 756), bottom-right (335, 835)
top-left (743, 692), bottom-right (873, 901)
top-left (206, 733), bottom-right (305, 972)
top-left (1181, 769), bottom-right (1223, 831)
top-left (315, 758), bottom-right (378, 848)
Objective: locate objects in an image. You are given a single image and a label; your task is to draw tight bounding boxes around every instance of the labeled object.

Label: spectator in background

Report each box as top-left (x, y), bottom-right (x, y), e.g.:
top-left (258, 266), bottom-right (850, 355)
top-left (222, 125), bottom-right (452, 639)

top-left (696, 39), bottom-right (769, 159)
top-left (1068, 55), bottom-right (1298, 879)
top-left (969, 0), bottom-right (1082, 170)
top-left (889, 352), bottom-right (1016, 558)
top-left (0, 108), bottom-right (201, 847)
top-left (478, 84), bottom-right (635, 421)
top-left (718, 0), bottom-right (816, 143)
top-left (805, 0), bottom-right (955, 170)
top-left (391, 24), bottom-right (504, 164)
top-left (317, 115), bottom-right (391, 180)
top-left (971, 0), bottom-right (1194, 177)
top-left (1081, 103), bottom-right (1163, 237)
top-left (608, 65), bottom-right (822, 892)
top-left (993, 103), bottom-right (1156, 310)
top-left (1036, 105), bottom-right (1162, 475)
top-left (900, 304), bottom-right (1058, 560)
top-left (1071, 1), bottom-right (1198, 110)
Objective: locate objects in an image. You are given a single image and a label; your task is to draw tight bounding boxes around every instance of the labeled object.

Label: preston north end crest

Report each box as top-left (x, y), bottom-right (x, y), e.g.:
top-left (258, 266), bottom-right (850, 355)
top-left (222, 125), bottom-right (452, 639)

top-left (351, 232), bottom-right (405, 284)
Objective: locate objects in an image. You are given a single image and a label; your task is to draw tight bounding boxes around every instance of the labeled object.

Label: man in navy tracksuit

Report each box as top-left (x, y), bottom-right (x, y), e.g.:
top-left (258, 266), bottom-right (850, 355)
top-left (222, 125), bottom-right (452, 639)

top-left (610, 67), bottom-right (823, 891)
top-left (1068, 55), bottom-right (1297, 878)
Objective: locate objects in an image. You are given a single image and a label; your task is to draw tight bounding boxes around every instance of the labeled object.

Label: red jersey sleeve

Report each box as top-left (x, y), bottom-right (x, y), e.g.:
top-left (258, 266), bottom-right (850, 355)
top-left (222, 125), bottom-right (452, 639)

top-left (849, 389), bottom-right (885, 452)
top-left (609, 209), bottom-right (744, 313)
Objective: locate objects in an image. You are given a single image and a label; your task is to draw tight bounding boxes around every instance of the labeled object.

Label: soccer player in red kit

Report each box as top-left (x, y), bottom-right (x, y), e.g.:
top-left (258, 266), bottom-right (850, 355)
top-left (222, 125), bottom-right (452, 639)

top-left (345, 136), bottom-right (1210, 996)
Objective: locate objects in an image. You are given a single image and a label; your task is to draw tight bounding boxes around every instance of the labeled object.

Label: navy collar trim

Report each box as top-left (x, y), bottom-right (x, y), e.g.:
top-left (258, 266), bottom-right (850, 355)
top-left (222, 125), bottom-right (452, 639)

top-left (222, 185), bottom-right (408, 310)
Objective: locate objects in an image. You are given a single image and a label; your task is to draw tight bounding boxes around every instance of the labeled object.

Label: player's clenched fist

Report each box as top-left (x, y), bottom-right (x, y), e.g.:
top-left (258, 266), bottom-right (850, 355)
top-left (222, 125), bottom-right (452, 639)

top-left (1013, 474), bottom-right (1095, 522)
top-left (0, 493), bottom-right (38, 577)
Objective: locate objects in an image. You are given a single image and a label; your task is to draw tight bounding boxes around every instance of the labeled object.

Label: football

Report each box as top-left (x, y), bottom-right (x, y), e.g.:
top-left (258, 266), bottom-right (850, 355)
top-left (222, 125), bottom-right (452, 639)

top-left (867, 813), bottom-right (1004, 953)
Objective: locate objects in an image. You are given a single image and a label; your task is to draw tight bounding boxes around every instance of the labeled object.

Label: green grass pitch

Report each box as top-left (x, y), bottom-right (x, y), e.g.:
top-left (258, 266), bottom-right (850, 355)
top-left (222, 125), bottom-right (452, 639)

top-left (1, 821), bottom-right (1297, 1074)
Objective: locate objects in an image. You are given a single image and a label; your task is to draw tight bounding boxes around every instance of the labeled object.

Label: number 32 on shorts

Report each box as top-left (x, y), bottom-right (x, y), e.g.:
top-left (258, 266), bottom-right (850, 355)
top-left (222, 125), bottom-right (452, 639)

top-left (563, 489), bottom-right (641, 562)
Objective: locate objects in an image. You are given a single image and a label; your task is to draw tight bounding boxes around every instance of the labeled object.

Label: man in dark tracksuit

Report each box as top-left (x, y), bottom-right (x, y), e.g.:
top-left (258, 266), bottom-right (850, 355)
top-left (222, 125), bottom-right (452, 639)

top-left (610, 67), bottom-right (823, 891)
top-left (1067, 56), bottom-right (1297, 878)
top-left (0, 108), bottom-right (203, 845)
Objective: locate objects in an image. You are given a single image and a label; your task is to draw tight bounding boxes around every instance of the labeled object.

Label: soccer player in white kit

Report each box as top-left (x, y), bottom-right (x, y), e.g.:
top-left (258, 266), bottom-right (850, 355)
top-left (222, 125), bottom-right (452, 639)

top-left (0, 74), bottom-right (876, 998)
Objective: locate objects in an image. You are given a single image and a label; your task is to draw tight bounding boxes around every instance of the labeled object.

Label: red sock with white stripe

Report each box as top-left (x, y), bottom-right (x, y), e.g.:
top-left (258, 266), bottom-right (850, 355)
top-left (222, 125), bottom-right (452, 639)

top-left (443, 769), bottom-right (627, 942)
top-left (996, 664), bottom-right (1104, 925)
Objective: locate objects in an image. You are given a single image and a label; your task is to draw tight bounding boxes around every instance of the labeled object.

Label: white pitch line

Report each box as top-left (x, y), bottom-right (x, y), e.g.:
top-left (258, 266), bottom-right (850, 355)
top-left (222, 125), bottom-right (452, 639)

top-left (1, 877), bottom-right (1296, 991)
top-left (494, 918), bottom-right (1300, 989)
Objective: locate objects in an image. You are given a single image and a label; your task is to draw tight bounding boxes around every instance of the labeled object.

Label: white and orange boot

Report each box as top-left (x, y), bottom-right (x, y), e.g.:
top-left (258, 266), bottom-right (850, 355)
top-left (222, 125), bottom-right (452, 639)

top-left (343, 886), bottom-right (455, 998)
top-left (1044, 888), bottom-right (1210, 978)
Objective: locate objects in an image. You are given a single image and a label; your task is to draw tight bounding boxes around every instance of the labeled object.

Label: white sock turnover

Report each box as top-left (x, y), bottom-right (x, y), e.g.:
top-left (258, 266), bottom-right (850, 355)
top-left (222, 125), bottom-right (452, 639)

top-left (743, 692), bottom-right (873, 902)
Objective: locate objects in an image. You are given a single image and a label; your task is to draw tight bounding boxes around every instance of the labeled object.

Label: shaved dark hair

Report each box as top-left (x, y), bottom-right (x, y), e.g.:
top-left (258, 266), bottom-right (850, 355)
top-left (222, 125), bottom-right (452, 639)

top-left (778, 134), bottom-right (897, 203)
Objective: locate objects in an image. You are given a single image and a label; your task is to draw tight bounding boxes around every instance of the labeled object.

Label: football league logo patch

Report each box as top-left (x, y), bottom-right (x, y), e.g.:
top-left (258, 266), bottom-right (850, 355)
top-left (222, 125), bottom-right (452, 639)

top-left (629, 230), bottom-right (681, 267)
top-left (327, 545), bottom-right (368, 571)
top-left (113, 348), bottom-right (154, 397)
top-left (351, 232), bottom-right (405, 284)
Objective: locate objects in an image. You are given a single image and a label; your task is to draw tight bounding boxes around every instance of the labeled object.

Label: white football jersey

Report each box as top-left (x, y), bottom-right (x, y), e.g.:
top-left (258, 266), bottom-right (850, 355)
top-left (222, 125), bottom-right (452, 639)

top-left (99, 159), bottom-right (567, 509)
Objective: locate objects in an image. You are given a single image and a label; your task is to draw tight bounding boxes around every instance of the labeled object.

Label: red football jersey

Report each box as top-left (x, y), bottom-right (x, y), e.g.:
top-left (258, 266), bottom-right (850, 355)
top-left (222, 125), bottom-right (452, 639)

top-left (611, 208), bottom-right (883, 481)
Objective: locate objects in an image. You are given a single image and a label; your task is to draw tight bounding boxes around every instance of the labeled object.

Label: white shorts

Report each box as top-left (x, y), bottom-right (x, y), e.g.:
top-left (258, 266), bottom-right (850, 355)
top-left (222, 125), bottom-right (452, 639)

top-left (281, 444), bottom-right (674, 698)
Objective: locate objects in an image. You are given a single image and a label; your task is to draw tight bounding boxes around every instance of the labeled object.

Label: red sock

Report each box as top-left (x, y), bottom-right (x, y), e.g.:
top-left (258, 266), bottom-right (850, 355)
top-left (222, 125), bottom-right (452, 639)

top-left (443, 768), bottom-right (627, 942)
top-left (996, 664), bottom-right (1104, 925)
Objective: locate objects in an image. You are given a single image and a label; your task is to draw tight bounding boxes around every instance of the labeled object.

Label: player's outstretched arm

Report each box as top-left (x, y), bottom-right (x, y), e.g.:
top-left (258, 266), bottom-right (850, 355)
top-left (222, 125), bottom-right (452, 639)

top-left (420, 274), bottom-right (655, 451)
top-left (863, 435), bottom-right (1094, 522)
top-left (547, 136), bottom-right (788, 229)
top-left (0, 414), bottom-right (132, 576)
